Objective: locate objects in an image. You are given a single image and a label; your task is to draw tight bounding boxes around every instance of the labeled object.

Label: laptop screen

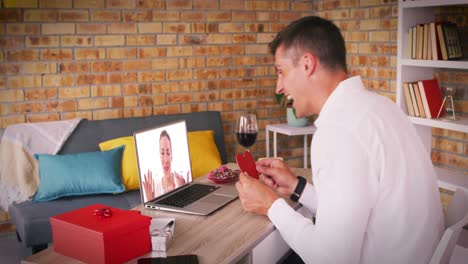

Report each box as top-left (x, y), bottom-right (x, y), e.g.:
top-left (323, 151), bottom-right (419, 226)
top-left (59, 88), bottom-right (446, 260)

top-left (134, 120), bottom-right (193, 204)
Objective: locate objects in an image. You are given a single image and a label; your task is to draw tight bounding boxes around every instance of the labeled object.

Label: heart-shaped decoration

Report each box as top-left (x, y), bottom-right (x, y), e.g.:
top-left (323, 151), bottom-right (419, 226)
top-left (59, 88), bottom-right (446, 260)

top-left (236, 150), bottom-right (259, 179)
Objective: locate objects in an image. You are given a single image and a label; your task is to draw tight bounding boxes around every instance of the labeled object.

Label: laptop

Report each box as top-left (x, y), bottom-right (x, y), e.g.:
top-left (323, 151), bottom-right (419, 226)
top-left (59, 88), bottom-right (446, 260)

top-left (134, 120), bottom-right (238, 215)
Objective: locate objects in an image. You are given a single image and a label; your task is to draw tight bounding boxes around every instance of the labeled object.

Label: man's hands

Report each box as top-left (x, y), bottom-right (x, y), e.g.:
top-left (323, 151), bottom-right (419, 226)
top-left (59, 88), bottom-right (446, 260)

top-left (236, 173), bottom-right (279, 216)
top-left (256, 158), bottom-right (298, 196)
top-left (236, 158), bottom-right (299, 216)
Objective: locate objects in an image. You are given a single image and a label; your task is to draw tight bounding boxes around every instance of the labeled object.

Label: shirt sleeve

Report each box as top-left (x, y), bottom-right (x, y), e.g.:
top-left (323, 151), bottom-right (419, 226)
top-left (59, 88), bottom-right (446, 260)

top-left (298, 183), bottom-right (317, 214)
top-left (268, 127), bottom-right (376, 264)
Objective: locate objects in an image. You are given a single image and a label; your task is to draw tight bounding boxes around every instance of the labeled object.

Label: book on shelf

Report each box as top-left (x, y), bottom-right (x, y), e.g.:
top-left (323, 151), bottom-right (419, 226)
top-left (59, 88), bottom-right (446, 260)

top-left (423, 23), bottom-right (429, 60)
top-left (418, 82), bottom-right (432, 118)
top-left (407, 28), bottom-right (413, 59)
top-left (403, 82), bottom-right (415, 117)
top-left (437, 22), bottom-right (448, 60)
top-left (442, 22), bottom-right (463, 60)
top-left (417, 79), bottom-right (445, 119)
top-left (426, 23), bottom-right (432, 60)
top-left (403, 79), bottom-right (445, 119)
top-left (408, 82), bottom-right (420, 117)
top-left (417, 24), bottom-right (424, 60)
top-left (407, 21), bottom-right (463, 61)
top-left (412, 82), bottom-right (426, 118)
top-left (430, 22), bottom-right (441, 60)
top-left (411, 26), bottom-right (417, 59)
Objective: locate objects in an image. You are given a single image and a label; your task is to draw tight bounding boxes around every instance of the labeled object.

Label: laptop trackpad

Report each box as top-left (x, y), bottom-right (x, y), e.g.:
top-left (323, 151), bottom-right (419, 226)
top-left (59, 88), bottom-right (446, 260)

top-left (201, 194), bottom-right (235, 204)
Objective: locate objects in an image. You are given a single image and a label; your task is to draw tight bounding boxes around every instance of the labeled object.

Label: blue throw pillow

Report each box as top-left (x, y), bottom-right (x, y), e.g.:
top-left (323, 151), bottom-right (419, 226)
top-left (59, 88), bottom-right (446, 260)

top-left (33, 146), bottom-right (125, 202)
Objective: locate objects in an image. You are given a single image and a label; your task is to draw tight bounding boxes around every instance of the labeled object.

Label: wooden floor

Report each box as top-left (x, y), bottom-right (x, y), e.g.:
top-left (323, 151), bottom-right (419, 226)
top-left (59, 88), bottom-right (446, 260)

top-left (0, 210), bottom-right (9, 222)
top-left (0, 210), bottom-right (14, 235)
top-left (0, 209), bottom-right (16, 239)
top-left (0, 222), bottom-right (16, 234)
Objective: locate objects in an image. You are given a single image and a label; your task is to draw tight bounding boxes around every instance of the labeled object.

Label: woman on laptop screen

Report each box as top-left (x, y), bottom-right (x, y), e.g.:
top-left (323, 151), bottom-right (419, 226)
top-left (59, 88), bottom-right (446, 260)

top-left (142, 130), bottom-right (190, 201)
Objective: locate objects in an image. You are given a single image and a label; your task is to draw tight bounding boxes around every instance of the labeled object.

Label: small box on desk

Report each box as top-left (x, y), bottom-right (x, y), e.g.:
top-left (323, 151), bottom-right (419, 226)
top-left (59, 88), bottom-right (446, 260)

top-left (50, 204), bottom-right (151, 264)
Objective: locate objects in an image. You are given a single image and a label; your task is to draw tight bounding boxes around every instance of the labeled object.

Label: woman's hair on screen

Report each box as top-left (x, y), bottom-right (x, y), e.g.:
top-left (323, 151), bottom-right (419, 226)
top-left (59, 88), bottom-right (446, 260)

top-left (159, 130), bottom-right (172, 149)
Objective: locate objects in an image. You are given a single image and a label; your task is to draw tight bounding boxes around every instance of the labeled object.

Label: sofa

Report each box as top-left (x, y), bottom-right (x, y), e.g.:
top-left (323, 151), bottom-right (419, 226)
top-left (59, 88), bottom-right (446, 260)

top-left (7, 111), bottom-right (228, 253)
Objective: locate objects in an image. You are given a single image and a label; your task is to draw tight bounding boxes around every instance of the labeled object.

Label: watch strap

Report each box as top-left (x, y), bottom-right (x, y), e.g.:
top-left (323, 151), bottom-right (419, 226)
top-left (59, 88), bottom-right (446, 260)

top-left (290, 176), bottom-right (307, 202)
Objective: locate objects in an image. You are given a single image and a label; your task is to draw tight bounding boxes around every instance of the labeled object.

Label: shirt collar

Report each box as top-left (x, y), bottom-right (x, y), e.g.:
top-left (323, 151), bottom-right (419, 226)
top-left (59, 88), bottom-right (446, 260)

top-left (314, 75), bottom-right (364, 128)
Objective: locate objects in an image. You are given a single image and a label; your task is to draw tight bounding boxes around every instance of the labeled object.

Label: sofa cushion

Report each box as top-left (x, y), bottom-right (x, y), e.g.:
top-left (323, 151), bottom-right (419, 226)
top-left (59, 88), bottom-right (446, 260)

top-left (33, 146), bottom-right (125, 202)
top-left (187, 130), bottom-right (222, 178)
top-left (99, 137), bottom-right (140, 191)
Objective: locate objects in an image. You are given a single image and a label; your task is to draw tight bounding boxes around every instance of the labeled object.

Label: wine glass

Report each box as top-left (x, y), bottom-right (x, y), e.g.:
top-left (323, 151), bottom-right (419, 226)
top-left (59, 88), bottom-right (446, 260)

top-left (235, 112), bottom-right (258, 151)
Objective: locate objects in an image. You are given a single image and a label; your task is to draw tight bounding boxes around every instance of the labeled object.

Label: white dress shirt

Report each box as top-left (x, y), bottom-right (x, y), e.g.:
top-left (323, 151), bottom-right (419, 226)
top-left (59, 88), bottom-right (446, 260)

top-left (268, 76), bottom-right (444, 264)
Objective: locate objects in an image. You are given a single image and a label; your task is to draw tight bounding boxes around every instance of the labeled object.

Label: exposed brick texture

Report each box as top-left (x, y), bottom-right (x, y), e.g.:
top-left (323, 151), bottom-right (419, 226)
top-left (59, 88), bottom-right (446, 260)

top-left (0, 0), bottom-right (466, 177)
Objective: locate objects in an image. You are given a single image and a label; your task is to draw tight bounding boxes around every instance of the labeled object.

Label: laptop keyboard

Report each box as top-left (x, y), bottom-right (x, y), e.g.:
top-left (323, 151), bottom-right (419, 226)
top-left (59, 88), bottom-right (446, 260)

top-left (157, 184), bottom-right (219, 208)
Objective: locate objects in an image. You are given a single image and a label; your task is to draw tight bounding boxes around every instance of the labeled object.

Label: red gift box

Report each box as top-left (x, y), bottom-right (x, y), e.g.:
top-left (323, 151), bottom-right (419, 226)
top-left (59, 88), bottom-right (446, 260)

top-left (50, 204), bottom-right (151, 264)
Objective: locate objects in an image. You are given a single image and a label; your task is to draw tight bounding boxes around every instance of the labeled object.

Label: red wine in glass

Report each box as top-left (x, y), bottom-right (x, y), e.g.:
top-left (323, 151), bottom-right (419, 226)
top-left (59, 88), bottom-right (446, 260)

top-left (236, 131), bottom-right (257, 148)
top-left (235, 113), bottom-right (258, 150)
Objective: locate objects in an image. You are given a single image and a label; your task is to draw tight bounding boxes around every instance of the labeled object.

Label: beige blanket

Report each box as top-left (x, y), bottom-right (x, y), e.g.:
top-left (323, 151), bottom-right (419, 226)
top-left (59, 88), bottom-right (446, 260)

top-left (0, 118), bottom-right (82, 210)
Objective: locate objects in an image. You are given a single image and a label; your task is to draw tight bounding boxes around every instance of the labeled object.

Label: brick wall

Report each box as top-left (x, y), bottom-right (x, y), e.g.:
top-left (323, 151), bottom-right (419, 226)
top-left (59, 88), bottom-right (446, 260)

top-left (0, 0), bottom-right (466, 173)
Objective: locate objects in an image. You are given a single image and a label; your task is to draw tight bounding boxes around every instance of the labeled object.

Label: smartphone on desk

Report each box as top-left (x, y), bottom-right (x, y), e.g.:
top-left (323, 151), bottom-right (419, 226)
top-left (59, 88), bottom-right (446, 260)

top-left (137, 255), bottom-right (198, 264)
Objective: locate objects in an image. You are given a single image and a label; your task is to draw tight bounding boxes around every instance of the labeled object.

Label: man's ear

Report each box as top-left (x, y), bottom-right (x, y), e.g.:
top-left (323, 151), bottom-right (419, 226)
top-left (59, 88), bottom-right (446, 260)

top-left (302, 53), bottom-right (316, 76)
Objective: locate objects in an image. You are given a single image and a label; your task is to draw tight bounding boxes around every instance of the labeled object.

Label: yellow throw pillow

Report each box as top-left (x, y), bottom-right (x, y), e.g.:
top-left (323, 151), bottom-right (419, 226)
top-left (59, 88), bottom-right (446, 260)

top-left (99, 136), bottom-right (139, 191)
top-left (99, 130), bottom-right (222, 190)
top-left (187, 130), bottom-right (222, 179)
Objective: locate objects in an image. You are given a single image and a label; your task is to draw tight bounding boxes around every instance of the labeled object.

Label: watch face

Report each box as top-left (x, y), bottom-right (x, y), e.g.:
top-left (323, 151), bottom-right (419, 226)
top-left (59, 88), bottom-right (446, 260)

top-left (290, 193), bottom-right (300, 202)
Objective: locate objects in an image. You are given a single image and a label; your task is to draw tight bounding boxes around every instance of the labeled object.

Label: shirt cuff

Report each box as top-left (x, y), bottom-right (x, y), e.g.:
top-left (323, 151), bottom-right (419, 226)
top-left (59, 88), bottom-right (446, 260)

top-left (268, 198), bottom-right (298, 230)
top-left (298, 183), bottom-right (317, 212)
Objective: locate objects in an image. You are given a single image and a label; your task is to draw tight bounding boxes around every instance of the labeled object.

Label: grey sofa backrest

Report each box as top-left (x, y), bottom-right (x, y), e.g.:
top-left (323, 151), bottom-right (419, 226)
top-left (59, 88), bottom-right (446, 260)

top-left (59, 111), bottom-right (227, 164)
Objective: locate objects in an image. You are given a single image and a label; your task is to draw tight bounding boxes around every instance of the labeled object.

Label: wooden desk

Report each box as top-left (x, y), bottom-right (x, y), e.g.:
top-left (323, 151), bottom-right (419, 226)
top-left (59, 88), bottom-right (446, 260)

top-left (23, 164), bottom-right (312, 264)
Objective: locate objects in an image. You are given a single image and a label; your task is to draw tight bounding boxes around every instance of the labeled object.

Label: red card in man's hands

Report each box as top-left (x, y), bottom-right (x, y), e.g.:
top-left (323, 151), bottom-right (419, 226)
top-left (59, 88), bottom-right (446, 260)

top-left (236, 150), bottom-right (259, 179)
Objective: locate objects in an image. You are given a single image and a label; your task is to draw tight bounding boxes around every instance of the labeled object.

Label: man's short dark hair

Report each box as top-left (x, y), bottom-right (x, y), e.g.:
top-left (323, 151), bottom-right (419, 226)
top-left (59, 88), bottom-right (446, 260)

top-left (269, 16), bottom-right (347, 73)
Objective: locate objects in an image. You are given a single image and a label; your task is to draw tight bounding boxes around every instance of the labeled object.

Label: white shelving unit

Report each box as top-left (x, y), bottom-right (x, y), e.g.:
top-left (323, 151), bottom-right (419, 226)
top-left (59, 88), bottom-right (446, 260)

top-left (397, 0), bottom-right (468, 193)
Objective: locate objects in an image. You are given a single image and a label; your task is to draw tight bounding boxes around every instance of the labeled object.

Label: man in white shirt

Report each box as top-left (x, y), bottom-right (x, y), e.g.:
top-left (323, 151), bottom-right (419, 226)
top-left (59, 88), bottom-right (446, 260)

top-left (235, 16), bottom-right (444, 264)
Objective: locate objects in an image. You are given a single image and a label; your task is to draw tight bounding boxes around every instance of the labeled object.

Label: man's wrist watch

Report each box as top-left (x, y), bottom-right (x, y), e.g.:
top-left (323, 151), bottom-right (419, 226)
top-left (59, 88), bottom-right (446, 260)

top-left (290, 176), bottom-right (307, 202)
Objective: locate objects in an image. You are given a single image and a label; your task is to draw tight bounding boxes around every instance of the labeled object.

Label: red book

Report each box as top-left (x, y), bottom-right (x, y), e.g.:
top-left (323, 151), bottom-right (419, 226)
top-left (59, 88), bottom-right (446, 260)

top-left (417, 79), bottom-right (445, 119)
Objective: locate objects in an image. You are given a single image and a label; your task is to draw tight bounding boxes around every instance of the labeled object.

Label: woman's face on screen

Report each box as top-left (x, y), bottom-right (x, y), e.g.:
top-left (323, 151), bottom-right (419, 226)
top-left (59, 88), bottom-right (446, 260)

top-left (159, 136), bottom-right (172, 175)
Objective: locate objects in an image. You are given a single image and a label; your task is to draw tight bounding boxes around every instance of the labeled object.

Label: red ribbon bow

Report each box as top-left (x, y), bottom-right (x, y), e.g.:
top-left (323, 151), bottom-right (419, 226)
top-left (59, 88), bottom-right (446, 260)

top-left (93, 207), bottom-right (113, 218)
